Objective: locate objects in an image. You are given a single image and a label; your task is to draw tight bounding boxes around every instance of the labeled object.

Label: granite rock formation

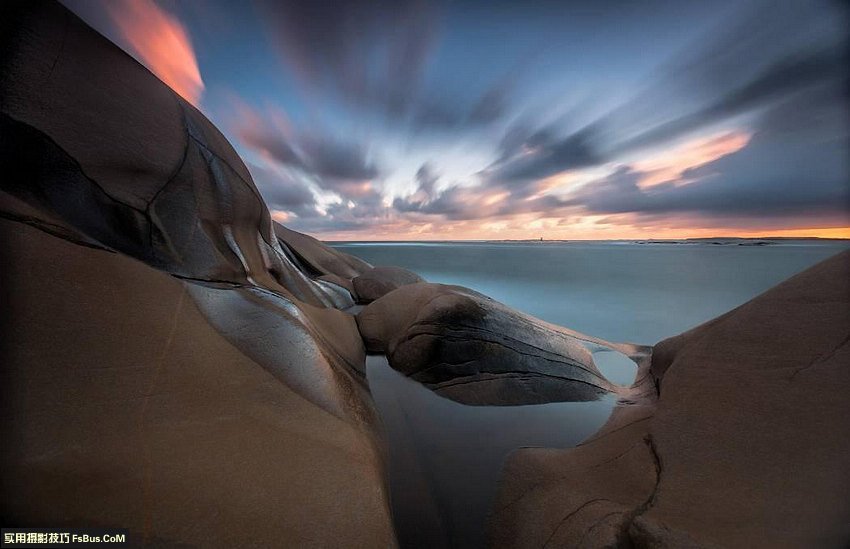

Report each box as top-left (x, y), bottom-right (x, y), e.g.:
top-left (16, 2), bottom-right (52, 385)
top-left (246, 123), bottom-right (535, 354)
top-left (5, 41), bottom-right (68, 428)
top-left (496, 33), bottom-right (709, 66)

top-left (0, 1), bottom-right (392, 545)
top-left (273, 222), bottom-right (371, 301)
top-left (0, 210), bottom-right (393, 547)
top-left (357, 283), bottom-right (617, 405)
top-left (353, 266), bottom-right (425, 303)
top-left (3, 1), bottom-right (849, 547)
top-left (490, 250), bottom-right (850, 548)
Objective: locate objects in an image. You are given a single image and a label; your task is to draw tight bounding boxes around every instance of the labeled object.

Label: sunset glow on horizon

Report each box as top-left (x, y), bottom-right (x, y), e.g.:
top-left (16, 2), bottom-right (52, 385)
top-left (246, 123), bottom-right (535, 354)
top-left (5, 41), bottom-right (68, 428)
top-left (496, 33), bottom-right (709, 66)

top-left (65, 0), bottom-right (849, 241)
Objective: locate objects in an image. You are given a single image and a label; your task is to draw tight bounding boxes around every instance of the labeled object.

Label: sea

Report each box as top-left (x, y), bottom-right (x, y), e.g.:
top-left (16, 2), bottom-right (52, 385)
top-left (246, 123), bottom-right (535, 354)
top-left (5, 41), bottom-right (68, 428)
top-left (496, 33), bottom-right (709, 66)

top-left (332, 239), bottom-right (848, 548)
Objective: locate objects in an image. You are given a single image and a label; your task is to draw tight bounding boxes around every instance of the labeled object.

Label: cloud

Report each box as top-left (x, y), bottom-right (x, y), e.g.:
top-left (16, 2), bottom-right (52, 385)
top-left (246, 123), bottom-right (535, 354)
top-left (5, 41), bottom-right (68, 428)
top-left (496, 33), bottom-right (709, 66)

top-left (230, 100), bottom-right (390, 232)
top-left (287, 188), bottom-right (391, 233)
top-left (247, 163), bottom-right (320, 218)
top-left (230, 102), bottom-right (381, 200)
top-left (380, 0), bottom-right (841, 238)
top-left (103, 0), bottom-right (204, 105)
top-left (483, 125), bottom-right (603, 188)
top-left (394, 185), bottom-right (477, 220)
top-left (484, 0), bottom-right (847, 188)
top-left (254, 0), bottom-right (521, 132)
top-left (559, 10), bottom-right (850, 224)
top-left (392, 165), bottom-right (489, 220)
top-left (613, 46), bottom-right (846, 155)
top-left (391, 163), bottom-right (440, 211)
top-left (632, 131), bottom-right (751, 187)
top-left (234, 105), bottom-right (302, 166)
top-left (392, 163), bottom-right (575, 222)
top-left (255, 0), bottom-right (439, 116)
top-left (63, 0), bottom-right (848, 239)
top-left (415, 164), bottom-right (439, 198)
top-left (411, 76), bottom-right (518, 130)
top-left (566, 129), bottom-right (850, 219)
top-left (297, 135), bottom-right (379, 182)
top-left (483, 44), bottom-right (844, 190)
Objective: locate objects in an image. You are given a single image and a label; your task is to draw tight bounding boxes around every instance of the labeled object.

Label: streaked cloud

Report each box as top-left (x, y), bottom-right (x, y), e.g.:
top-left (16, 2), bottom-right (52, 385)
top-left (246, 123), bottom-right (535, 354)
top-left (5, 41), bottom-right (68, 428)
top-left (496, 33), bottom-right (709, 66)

top-left (229, 101), bottom-right (381, 201)
top-left (66, 0), bottom-right (850, 239)
top-left (102, 0), bottom-right (205, 105)
top-left (254, 0), bottom-right (439, 118)
top-left (632, 131), bottom-right (751, 188)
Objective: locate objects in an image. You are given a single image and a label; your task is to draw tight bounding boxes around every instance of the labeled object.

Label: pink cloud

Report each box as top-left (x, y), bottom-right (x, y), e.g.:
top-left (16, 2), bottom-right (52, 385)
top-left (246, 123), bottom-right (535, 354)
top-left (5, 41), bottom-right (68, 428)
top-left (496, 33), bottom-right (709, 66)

top-left (634, 131), bottom-right (751, 188)
top-left (105, 0), bottom-right (204, 105)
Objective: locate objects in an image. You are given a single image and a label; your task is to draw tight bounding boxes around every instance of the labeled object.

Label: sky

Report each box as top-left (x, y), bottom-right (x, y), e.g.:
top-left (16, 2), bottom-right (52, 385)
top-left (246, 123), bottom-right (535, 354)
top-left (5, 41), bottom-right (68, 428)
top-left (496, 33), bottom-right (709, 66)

top-left (64, 0), bottom-right (850, 240)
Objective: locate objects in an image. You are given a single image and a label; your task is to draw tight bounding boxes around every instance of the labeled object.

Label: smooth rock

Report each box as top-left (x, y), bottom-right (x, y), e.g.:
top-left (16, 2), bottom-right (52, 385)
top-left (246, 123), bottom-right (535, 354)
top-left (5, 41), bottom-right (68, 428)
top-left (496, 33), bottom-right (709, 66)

top-left (0, 216), bottom-right (395, 547)
top-left (357, 283), bottom-right (614, 405)
top-left (274, 222), bottom-right (372, 279)
top-left (353, 266), bottom-right (425, 303)
top-left (0, 0), bottom-right (340, 309)
top-left (319, 273), bottom-right (357, 296)
top-left (0, 2), bottom-right (395, 545)
top-left (491, 250), bottom-right (850, 548)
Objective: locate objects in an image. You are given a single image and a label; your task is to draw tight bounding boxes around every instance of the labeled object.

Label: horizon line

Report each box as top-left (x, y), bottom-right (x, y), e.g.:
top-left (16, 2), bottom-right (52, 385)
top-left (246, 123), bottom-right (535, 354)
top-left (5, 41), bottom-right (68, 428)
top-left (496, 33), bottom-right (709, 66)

top-left (324, 235), bottom-right (850, 243)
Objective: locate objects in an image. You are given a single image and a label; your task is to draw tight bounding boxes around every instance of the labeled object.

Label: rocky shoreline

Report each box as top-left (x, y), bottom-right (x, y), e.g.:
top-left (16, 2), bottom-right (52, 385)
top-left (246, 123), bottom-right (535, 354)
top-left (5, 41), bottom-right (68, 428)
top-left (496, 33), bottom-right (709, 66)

top-left (2, 2), bottom-right (848, 547)
top-left (491, 251), bottom-right (850, 547)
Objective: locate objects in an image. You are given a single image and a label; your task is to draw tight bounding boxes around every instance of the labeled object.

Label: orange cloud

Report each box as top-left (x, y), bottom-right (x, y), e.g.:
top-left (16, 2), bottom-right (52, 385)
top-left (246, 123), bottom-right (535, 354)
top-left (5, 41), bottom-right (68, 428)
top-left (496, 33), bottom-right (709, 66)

top-left (271, 210), bottom-right (292, 223)
top-left (483, 191), bottom-right (510, 206)
top-left (634, 131), bottom-right (750, 188)
top-left (304, 209), bottom-right (850, 241)
top-left (105, 0), bottom-right (204, 105)
top-left (756, 227), bottom-right (850, 239)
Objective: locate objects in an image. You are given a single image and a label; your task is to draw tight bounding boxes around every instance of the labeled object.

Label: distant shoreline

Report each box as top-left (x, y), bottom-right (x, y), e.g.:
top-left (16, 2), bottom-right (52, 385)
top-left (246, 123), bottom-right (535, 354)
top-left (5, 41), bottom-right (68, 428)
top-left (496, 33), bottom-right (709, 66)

top-left (329, 237), bottom-right (850, 245)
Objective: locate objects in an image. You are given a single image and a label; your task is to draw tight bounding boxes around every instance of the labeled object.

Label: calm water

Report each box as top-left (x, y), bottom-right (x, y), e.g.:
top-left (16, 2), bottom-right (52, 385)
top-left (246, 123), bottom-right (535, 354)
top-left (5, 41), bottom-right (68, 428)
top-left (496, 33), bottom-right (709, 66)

top-left (336, 241), bottom-right (848, 344)
top-left (366, 355), bottom-right (616, 548)
top-left (336, 241), bottom-right (848, 548)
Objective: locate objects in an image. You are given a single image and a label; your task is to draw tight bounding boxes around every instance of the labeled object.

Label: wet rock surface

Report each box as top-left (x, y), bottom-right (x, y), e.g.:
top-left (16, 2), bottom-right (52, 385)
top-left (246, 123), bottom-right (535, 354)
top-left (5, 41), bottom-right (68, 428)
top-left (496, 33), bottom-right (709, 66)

top-left (358, 283), bottom-right (615, 405)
